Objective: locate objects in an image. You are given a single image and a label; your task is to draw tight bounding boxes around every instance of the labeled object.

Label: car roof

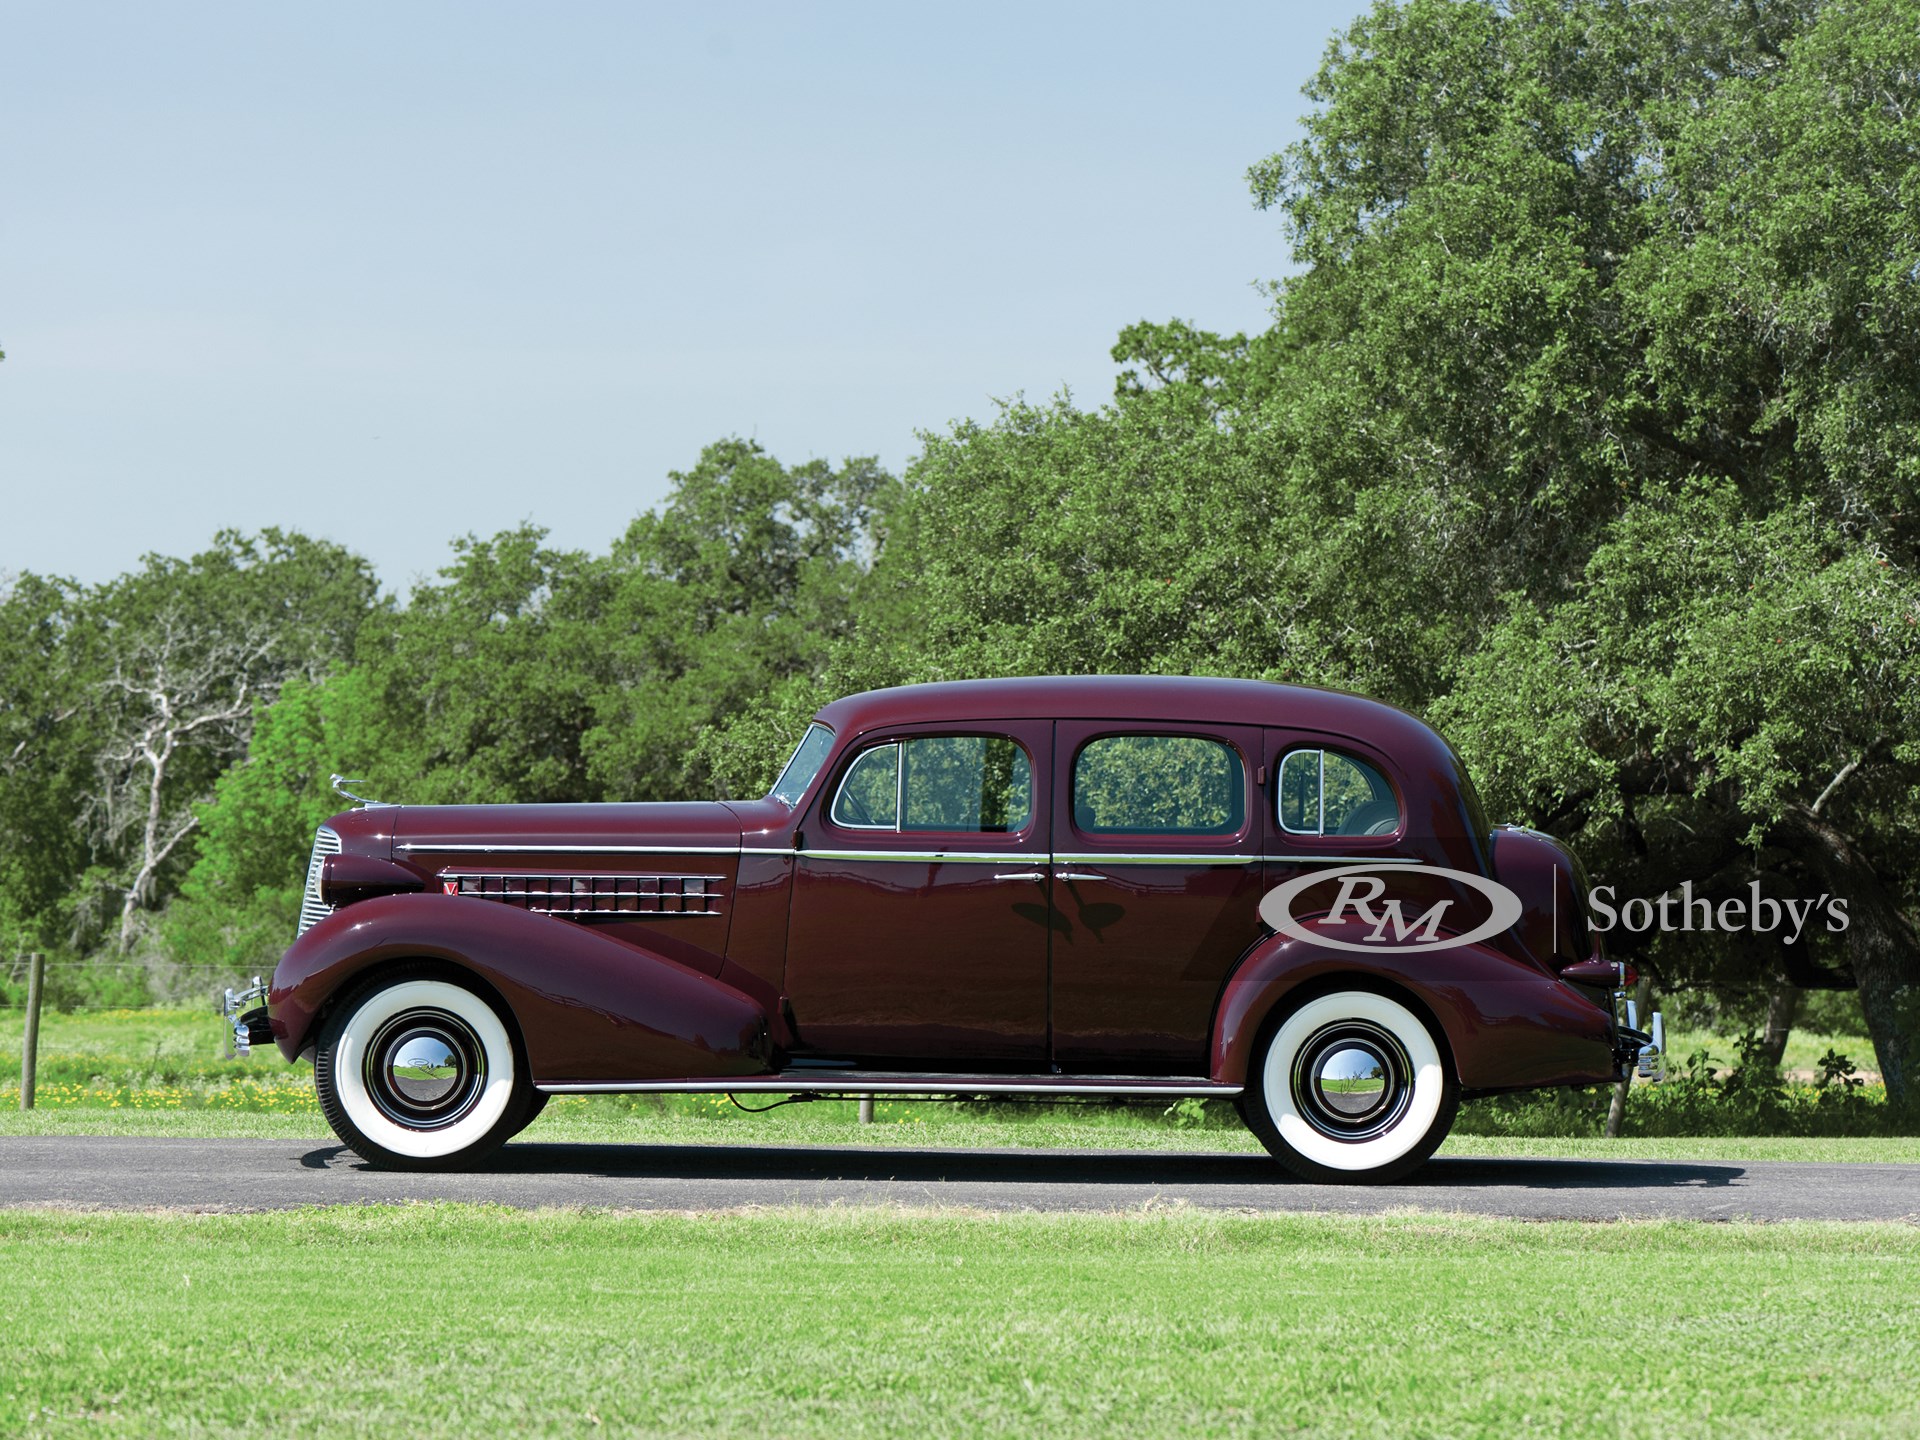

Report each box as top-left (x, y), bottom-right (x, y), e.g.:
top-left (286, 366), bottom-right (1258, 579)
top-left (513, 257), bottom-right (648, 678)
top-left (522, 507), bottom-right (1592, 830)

top-left (814, 675), bottom-right (1429, 745)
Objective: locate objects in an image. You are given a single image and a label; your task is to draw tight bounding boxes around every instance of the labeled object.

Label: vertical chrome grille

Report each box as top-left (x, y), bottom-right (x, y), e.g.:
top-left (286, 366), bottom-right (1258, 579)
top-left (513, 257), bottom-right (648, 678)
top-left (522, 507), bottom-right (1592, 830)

top-left (297, 825), bottom-right (341, 937)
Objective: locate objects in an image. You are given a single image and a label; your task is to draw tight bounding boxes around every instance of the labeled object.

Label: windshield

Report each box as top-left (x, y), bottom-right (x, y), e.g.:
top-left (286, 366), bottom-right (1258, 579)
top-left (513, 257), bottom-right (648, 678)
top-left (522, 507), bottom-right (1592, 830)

top-left (769, 723), bottom-right (835, 807)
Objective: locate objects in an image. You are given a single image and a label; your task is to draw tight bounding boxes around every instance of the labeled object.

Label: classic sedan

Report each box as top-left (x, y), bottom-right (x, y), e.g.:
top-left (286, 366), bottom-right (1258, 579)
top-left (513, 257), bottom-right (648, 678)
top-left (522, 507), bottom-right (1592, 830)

top-left (227, 676), bottom-right (1657, 1182)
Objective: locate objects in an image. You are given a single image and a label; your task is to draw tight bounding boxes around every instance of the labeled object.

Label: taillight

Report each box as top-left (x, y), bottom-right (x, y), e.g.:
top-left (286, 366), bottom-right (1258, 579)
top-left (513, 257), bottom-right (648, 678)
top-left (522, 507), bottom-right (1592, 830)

top-left (1558, 957), bottom-right (1635, 988)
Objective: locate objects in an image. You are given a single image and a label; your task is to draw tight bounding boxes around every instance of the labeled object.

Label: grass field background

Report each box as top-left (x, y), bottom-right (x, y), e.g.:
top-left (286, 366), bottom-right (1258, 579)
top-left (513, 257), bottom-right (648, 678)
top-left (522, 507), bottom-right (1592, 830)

top-left (3, 1205), bottom-right (1917, 1440)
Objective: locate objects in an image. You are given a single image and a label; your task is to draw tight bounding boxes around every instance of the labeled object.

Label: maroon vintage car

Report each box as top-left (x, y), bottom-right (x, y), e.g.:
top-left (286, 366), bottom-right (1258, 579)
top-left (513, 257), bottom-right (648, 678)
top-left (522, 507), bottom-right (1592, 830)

top-left (226, 676), bottom-right (1659, 1182)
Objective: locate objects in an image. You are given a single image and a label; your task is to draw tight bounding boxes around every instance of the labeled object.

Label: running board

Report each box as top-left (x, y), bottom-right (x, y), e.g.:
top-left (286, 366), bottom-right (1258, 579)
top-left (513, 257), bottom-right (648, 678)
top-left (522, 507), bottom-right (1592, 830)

top-left (538, 1072), bottom-right (1243, 1098)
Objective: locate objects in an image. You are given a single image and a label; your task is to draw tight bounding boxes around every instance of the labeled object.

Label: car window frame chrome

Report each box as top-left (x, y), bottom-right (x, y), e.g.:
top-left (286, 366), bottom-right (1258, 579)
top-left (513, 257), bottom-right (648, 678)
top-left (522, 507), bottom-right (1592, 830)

top-left (769, 722), bottom-right (836, 809)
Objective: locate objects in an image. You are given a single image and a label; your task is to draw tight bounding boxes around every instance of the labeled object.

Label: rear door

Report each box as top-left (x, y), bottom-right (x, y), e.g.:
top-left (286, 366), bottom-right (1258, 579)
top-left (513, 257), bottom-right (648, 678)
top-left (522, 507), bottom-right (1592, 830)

top-left (1047, 722), bottom-right (1267, 1073)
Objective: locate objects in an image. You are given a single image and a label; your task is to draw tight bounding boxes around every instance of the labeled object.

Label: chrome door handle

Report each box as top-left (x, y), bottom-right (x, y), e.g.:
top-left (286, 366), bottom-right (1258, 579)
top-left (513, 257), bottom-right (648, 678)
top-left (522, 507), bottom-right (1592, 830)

top-left (1056, 870), bottom-right (1106, 882)
top-left (994, 870), bottom-right (1046, 882)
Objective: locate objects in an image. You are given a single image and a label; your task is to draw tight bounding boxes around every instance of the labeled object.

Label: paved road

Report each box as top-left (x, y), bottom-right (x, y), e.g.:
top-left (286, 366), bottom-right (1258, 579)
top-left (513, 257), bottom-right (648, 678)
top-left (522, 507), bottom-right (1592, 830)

top-left (2, 1136), bottom-right (1916, 1220)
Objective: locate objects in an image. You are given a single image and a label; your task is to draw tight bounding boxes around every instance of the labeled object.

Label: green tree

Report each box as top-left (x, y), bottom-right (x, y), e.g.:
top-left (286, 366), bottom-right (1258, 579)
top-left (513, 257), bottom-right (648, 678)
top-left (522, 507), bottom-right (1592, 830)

top-left (173, 440), bottom-right (898, 975)
top-left (160, 670), bottom-right (390, 979)
top-left (1250, 0), bottom-right (1920, 1099)
top-left (353, 524), bottom-right (603, 806)
top-left (0, 573), bottom-right (98, 966)
top-left (584, 438), bottom-right (895, 801)
top-left (85, 531), bottom-right (380, 950)
top-left (722, 0), bottom-right (1920, 1101)
top-left (0, 532), bottom-right (379, 968)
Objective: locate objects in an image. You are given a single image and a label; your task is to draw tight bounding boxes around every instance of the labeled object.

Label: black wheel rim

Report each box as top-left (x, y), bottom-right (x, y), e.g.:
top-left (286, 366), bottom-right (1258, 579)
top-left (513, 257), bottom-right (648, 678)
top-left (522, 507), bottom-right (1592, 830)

top-left (362, 1008), bottom-right (488, 1131)
top-left (1290, 1020), bottom-right (1414, 1143)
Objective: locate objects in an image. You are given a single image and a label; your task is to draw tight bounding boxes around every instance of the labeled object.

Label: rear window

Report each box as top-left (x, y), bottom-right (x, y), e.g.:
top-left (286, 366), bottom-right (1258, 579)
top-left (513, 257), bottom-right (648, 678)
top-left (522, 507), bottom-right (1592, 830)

top-left (1072, 734), bottom-right (1245, 835)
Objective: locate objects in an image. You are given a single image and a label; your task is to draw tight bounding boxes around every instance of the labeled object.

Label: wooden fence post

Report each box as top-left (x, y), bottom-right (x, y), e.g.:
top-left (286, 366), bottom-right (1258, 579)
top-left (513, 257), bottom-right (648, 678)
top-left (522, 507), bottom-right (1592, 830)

top-left (19, 952), bottom-right (44, 1112)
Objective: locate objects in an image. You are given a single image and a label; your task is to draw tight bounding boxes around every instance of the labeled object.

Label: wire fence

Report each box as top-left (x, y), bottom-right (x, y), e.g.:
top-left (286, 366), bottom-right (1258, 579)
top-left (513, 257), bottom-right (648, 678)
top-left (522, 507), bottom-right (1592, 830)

top-left (10, 962), bottom-right (258, 970)
top-left (1, 1004), bottom-right (235, 1011)
top-left (3, 958), bottom-right (262, 1010)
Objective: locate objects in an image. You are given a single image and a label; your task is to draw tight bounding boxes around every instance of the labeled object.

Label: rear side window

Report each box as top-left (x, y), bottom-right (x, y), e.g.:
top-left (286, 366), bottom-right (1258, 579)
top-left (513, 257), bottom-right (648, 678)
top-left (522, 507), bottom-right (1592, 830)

top-left (1278, 749), bottom-right (1400, 837)
top-left (829, 735), bottom-right (1033, 834)
top-left (1072, 734), bottom-right (1245, 836)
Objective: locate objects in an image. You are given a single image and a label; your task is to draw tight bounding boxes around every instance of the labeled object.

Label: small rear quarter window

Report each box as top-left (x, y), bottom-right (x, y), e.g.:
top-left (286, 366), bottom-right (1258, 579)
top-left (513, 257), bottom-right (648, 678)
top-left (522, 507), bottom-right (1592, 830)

top-left (1278, 749), bottom-right (1399, 837)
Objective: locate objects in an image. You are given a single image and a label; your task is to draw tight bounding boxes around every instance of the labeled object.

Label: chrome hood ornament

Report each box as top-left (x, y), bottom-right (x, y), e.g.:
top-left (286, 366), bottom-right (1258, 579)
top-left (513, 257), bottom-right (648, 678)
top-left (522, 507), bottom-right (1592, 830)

top-left (330, 774), bottom-right (394, 808)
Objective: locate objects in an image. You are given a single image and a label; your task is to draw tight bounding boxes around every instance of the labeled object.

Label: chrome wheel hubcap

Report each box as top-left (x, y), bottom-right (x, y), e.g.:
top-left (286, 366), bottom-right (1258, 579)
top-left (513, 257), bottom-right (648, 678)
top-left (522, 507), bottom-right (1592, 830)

top-left (1291, 1021), bottom-right (1414, 1142)
top-left (1315, 1045), bottom-right (1388, 1116)
top-left (388, 1033), bottom-right (462, 1106)
top-left (363, 1011), bottom-right (487, 1130)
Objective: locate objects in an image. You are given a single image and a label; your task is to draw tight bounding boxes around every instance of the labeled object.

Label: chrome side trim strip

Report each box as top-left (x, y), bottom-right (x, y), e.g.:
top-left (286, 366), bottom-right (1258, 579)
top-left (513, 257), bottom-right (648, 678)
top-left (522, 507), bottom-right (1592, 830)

top-left (1264, 854), bottom-right (1421, 864)
top-left (798, 849), bottom-right (1042, 864)
top-left (1052, 852), bottom-right (1255, 866)
top-left (735, 849), bottom-right (1420, 866)
top-left (395, 843), bottom-right (740, 855)
top-left (399, 844), bottom-right (1421, 863)
top-left (539, 1078), bottom-right (1244, 1097)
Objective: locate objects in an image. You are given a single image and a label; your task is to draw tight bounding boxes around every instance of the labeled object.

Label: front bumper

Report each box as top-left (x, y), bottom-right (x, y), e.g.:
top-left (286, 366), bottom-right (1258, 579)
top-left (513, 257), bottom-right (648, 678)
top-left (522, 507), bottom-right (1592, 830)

top-left (221, 977), bottom-right (273, 1056)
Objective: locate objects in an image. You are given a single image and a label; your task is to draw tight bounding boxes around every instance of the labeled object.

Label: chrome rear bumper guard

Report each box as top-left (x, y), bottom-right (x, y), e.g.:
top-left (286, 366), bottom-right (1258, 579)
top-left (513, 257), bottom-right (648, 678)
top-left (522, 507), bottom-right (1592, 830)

top-left (1613, 994), bottom-right (1667, 1084)
top-left (222, 977), bottom-right (272, 1056)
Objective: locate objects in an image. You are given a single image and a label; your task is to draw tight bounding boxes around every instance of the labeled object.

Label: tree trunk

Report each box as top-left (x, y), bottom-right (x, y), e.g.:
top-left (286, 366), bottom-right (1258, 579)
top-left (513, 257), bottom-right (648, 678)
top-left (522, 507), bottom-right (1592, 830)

top-left (1604, 973), bottom-right (1654, 1138)
top-left (1777, 809), bottom-right (1920, 1111)
top-left (1758, 981), bottom-right (1801, 1072)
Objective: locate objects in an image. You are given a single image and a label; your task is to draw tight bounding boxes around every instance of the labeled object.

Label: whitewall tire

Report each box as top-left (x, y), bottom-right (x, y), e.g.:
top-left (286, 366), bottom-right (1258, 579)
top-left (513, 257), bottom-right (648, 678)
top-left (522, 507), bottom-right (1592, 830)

top-left (1240, 989), bottom-right (1459, 1184)
top-left (314, 972), bottom-right (531, 1170)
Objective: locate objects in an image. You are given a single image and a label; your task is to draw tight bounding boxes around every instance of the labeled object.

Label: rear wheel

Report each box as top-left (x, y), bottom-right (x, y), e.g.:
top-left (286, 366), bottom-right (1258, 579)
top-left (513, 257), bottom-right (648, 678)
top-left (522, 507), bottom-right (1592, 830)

top-left (1240, 988), bottom-right (1458, 1184)
top-left (314, 971), bottom-right (531, 1170)
top-left (507, 1087), bottom-right (550, 1137)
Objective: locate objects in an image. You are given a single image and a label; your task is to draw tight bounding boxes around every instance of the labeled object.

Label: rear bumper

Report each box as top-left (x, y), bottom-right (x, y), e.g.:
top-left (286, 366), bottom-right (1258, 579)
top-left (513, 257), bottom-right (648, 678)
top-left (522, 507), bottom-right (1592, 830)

top-left (1612, 994), bottom-right (1667, 1083)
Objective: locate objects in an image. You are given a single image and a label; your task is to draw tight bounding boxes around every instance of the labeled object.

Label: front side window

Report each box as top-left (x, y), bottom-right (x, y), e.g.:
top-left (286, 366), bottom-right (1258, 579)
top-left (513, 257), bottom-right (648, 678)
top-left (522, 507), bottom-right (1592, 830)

top-left (1072, 734), bottom-right (1245, 836)
top-left (770, 723), bottom-right (835, 807)
top-left (1278, 749), bottom-right (1400, 837)
top-left (829, 735), bottom-right (1033, 834)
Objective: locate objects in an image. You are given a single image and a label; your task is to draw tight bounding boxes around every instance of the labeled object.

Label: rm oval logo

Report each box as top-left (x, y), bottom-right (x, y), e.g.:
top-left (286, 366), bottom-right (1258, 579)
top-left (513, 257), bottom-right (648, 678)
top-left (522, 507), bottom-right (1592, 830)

top-left (1258, 862), bottom-right (1524, 955)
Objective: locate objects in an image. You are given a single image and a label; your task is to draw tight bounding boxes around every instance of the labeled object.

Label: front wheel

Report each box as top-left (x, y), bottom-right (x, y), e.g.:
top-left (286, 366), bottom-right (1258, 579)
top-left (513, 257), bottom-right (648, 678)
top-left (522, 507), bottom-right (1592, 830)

top-left (314, 972), bottom-right (531, 1170)
top-left (1240, 989), bottom-right (1458, 1184)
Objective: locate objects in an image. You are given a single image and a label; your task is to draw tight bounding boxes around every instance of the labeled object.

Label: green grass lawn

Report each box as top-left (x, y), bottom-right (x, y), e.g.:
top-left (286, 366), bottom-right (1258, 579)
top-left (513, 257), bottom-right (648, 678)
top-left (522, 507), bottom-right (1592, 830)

top-left (2, 1205), bottom-right (1916, 1440)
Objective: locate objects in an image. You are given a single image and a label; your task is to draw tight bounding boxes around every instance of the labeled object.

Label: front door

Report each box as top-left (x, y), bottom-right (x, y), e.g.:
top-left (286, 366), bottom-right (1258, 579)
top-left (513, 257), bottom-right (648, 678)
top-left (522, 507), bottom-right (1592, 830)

top-left (1047, 721), bottom-right (1267, 1073)
top-left (784, 721), bottom-right (1054, 1065)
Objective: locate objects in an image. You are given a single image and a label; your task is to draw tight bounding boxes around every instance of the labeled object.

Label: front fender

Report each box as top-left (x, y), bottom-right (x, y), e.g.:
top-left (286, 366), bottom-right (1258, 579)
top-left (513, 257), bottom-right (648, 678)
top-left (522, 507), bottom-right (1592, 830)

top-left (270, 893), bottom-right (772, 1086)
top-left (1210, 930), bottom-right (1616, 1092)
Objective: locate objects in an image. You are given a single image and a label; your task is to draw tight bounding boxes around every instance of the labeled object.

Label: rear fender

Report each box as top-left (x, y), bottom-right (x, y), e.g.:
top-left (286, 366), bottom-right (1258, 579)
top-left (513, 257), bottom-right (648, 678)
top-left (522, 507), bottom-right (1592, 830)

top-left (1211, 927), bottom-right (1616, 1092)
top-left (270, 893), bottom-right (772, 1086)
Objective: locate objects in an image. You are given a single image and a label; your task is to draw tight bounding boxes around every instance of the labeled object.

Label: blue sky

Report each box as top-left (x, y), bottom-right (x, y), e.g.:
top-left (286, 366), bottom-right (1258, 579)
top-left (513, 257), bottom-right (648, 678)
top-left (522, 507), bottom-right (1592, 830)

top-left (2, 1), bottom-right (1369, 591)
